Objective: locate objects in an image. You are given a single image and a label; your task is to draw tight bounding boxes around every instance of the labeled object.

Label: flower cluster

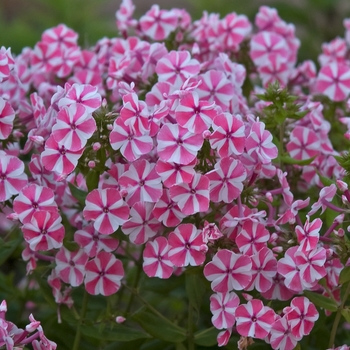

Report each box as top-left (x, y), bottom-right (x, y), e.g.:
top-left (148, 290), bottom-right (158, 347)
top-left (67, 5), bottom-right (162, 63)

top-left (2, 1), bottom-right (350, 349)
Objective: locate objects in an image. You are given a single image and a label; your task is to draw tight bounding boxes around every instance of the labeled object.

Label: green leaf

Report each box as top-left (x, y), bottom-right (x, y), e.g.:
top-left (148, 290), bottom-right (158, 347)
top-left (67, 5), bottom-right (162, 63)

top-left (68, 183), bottom-right (87, 207)
top-left (341, 307), bottom-right (350, 323)
top-left (79, 324), bottom-right (151, 342)
top-left (316, 172), bottom-right (336, 187)
top-left (132, 309), bottom-right (186, 343)
top-left (0, 231), bottom-right (22, 266)
top-left (280, 155), bottom-right (316, 166)
top-left (304, 291), bottom-right (338, 312)
top-left (185, 271), bottom-right (206, 313)
top-left (339, 267), bottom-right (350, 284)
top-left (86, 170), bottom-right (100, 192)
top-left (194, 327), bottom-right (218, 347)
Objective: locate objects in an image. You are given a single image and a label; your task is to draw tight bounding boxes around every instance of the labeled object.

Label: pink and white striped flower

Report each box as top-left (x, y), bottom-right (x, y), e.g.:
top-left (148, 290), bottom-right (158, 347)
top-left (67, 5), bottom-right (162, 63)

top-left (0, 46), bottom-right (15, 82)
top-left (0, 97), bottom-right (15, 140)
top-left (169, 173), bottom-right (210, 215)
top-left (168, 223), bottom-right (206, 267)
top-left (83, 188), bottom-right (130, 235)
top-left (246, 120), bottom-right (278, 164)
top-left (84, 251), bottom-right (124, 296)
top-left (295, 216), bottom-right (321, 252)
top-left (42, 24), bottom-right (78, 50)
top-left (55, 247), bottom-right (88, 287)
top-left (30, 42), bottom-right (62, 74)
top-left (209, 113), bottom-right (245, 157)
top-left (118, 159), bottom-right (162, 206)
top-left (261, 273), bottom-right (295, 301)
top-left (269, 315), bottom-right (300, 350)
top-left (308, 184), bottom-right (337, 215)
top-left (236, 220), bottom-right (270, 256)
top-left (157, 123), bottom-right (203, 165)
top-left (316, 62), bottom-right (350, 101)
top-left (13, 184), bottom-right (58, 224)
top-left (204, 249), bottom-right (252, 292)
top-left (122, 202), bottom-right (160, 244)
top-left (257, 57), bottom-right (291, 88)
top-left (22, 210), bottom-right (65, 251)
top-left (139, 5), bottom-right (178, 41)
top-left (58, 83), bottom-right (102, 113)
top-left (285, 296), bottom-right (319, 339)
top-left (156, 50), bottom-right (200, 87)
top-left (143, 236), bottom-right (173, 279)
top-left (210, 291), bottom-right (240, 329)
top-left (52, 103), bottom-right (96, 151)
top-left (109, 117), bottom-right (153, 162)
top-left (0, 153), bottom-right (28, 201)
top-left (206, 157), bottom-right (246, 203)
top-left (235, 299), bottom-right (275, 339)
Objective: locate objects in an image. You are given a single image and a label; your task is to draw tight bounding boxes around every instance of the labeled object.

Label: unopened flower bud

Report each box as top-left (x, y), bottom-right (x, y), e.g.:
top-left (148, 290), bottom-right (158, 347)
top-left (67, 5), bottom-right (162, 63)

top-left (0, 300), bottom-right (7, 312)
top-left (342, 195), bottom-right (348, 205)
top-left (13, 130), bottom-right (24, 138)
top-left (102, 98), bottom-right (107, 108)
top-left (199, 244), bottom-right (208, 253)
top-left (26, 320), bottom-right (41, 333)
top-left (337, 180), bottom-right (348, 192)
top-left (192, 43), bottom-right (200, 55)
top-left (107, 124), bottom-right (113, 130)
top-left (116, 316), bottom-right (126, 324)
top-left (269, 232), bottom-right (278, 243)
top-left (242, 293), bottom-right (253, 301)
top-left (345, 132), bottom-right (350, 140)
top-left (29, 135), bottom-right (45, 146)
top-left (326, 248), bottom-right (334, 259)
top-left (93, 142), bottom-right (101, 151)
top-left (335, 228), bottom-right (345, 237)
top-left (272, 246), bottom-right (283, 253)
top-left (88, 161), bottom-right (96, 168)
top-left (120, 189), bottom-right (128, 197)
top-left (335, 214), bottom-right (344, 224)
top-left (6, 213), bottom-right (19, 221)
top-left (202, 130), bottom-right (211, 139)
top-left (265, 192), bottom-right (273, 202)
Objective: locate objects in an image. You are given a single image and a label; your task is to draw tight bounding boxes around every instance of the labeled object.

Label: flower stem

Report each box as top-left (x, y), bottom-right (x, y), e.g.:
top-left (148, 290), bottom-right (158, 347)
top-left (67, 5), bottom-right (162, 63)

top-left (328, 281), bottom-right (350, 348)
top-left (72, 289), bottom-right (89, 350)
top-left (187, 304), bottom-right (194, 350)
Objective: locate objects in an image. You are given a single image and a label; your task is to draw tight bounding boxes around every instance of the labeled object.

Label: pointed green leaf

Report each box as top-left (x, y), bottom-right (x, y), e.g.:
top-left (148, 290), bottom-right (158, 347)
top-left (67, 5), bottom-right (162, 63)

top-left (185, 271), bottom-right (206, 313)
top-left (86, 170), bottom-right (100, 192)
top-left (194, 327), bottom-right (218, 347)
top-left (132, 309), bottom-right (186, 343)
top-left (68, 183), bottom-right (87, 207)
top-left (341, 307), bottom-right (350, 323)
top-left (339, 267), bottom-right (350, 284)
top-left (304, 291), bottom-right (338, 312)
top-left (280, 155), bottom-right (316, 166)
top-left (0, 231), bottom-right (22, 266)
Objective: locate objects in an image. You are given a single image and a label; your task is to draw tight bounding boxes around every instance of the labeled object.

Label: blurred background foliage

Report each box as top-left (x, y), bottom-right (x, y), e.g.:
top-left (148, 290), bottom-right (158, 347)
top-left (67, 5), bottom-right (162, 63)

top-left (1, 0), bottom-right (350, 63)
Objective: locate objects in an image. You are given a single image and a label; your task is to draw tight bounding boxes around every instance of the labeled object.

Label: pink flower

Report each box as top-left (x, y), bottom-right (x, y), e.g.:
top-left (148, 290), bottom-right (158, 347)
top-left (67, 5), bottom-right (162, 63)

top-left (0, 47), bottom-right (15, 82)
top-left (52, 103), bottom-right (96, 151)
top-left (139, 5), bottom-right (178, 41)
top-left (42, 24), bottom-right (78, 50)
top-left (156, 50), bottom-right (200, 87)
top-left (22, 210), bottom-right (65, 251)
top-left (204, 249), bottom-right (252, 292)
top-left (235, 299), bottom-right (275, 339)
top-left (209, 113), bottom-right (245, 157)
top-left (217, 328), bottom-right (232, 347)
top-left (84, 251), bottom-right (124, 296)
top-left (295, 216), bottom-right (321, 252)
top-left (316, 62), bottom-right (350, 101)
top-left (0, 97), bottom-right (15, 140)
top-left (257, 57), bottom-right (291, 88)
top-left (261, 273), bottom-right (295, 301)
top-left (0, 153), bottom-right (28, 201)
top-left (55, 247), bottom-right (88, 287)
top-left (122, 202), bottom-right (160, 244)
top-left (308, 184), bottom-right (337, 215)
top-left (118, 159), bottom-right (162, 206)
top-left (168, 223), bottom-right (206, 267)
top-left (83, 188), bottom-right (130, 235)
top-left (269, 315), bottom-right (299, 350)
top-left (169, 173), bottom-right (210, 215)
top-left (13, 184), bottom-right (58, 224)
top-left (157, 123), bottom-right (203, 165)
top-left (210, 291), bottom-right (240, 329)
top-left (246, 120), bottom-right (278, 164)
top-left (74, 224), bottom-right (119, 258)
top-left (143, 236), bottom-right (173, 279)
top-left (31, 42), bottom-right (62, 74)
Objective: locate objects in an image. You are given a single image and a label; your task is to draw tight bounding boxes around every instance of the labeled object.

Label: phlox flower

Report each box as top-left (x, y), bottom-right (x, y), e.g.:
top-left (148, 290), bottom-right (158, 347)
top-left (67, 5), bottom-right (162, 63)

top-left (308, 183), bottom-right (337, 215)
top-left (235, 299), bottom-right (275, 339)
top-left (261, 273), bottom-right (295, 301)
top-left (143, 236), bottom-right (173, 279)
top-left (0, 46), bottom-right (15, 82)
top-left (0, 97), bottom-right (15, 140)
top-left (41, 24), bottom-right (78, 51)
top-left (55, 247), bottom-right (88, 287)
top-left (84, 251), bottom-right (124, 296)
top-left (210, 291), bottom-right (240, 329)
top-left (83, 188), bottom-right (130, 235)
top-left (257, 56), bottom-right (291, 88)
top-left (204, 249), bottom-right (252, 292)
top-left (52, 103), bottom-right (96, 151)
top-left (269, 315), bottom-right (299, 350)
top-left (295, 216), bottom-right (321, 252)
top-left (168, 223), bottom-right (206, 267)
top-left (30, 42), bottom-right (62, 74)
top-left (22, 210), bottom-right (65, 251)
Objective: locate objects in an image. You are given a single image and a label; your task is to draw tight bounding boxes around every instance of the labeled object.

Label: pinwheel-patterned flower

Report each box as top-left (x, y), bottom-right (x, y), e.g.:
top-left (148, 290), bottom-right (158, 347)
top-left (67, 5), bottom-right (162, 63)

top-left (22, 210), bottom-right (65, 251)
top-left (157, 123), bottom-right (203, 165)
top-left (169, 173), bottom-right (210, 215)
top-left (74, 224), bottom-right (119, 258)
top-left (269, 315), bottom-right (300, 350)
top-left (143, 236), bottom-right (173, 279)
top-left (42, 24), bottom-right (78, 50)
top-left (84, 251), bottom-right (124, 296)
top-left (13, 183), bottom-right (58, 224)
top-left (83, 188), bottom-right (130, 235)
top-left (118, 159), bottom-right (162, 206)
top-left (0, 153), bottom-right (28, 202)
top-left (0, 46), bottom-right (15, 82)
top-left (168, 223), bottom-right (206, 267)
top-left (295, 216), bottom-right (321, 252)
top-left (210, 292), bottom-right (240, 329)
top-left (55, 247), bottom-right (88, 287)
top-left (204, 249), bottom-right (252, 292)
top-left (52, 103), bottom-right (96, 151)
top-left (206, 157), bottom-right (246, 203)
top-left (0, 97), bottom-right (15, 140)
top-left (316, 62), bottom-right (350, 101)
top-left (235, 299), bottom-right (275, 339)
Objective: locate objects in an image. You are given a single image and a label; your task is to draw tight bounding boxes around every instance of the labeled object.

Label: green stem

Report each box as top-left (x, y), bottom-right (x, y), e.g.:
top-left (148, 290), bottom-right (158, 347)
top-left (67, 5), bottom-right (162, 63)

top-left (124, 259), bottom-right (142, 316)
top-left (72, 290), bottom-right (89, 350)
top-left (329, 281), bottom-right (350, 348)
top-left (187, 304), bottom-right (195, 350)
